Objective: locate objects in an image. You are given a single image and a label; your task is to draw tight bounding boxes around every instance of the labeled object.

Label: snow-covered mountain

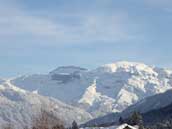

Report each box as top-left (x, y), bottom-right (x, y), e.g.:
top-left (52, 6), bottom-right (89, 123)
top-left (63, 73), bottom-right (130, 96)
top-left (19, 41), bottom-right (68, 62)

top-left (11, 61), bottom-right (172, 116)
top-left (0, 80), bottom-right (92, 129)
top-left (81, 90), bottom-right (172, 128)
top-left (0, 78), bottom-right (5, 84)
top-left (122, 90), bottom-right (172, 117)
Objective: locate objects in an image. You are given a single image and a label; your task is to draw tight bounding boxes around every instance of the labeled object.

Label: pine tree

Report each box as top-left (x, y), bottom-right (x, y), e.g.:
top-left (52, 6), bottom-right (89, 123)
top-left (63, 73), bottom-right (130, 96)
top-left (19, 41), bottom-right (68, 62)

top-left (72, 121), bottom-right (79, 129)
top-left (129, 112), bottom-right (143, 126)
top-left (119, 116), bottom-right (124, 124)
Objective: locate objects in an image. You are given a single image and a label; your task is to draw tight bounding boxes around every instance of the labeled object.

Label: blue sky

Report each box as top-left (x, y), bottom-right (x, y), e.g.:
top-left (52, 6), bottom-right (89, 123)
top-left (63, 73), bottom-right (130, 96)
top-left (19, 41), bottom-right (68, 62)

top-left (0, 0), bottom-right (172, 77)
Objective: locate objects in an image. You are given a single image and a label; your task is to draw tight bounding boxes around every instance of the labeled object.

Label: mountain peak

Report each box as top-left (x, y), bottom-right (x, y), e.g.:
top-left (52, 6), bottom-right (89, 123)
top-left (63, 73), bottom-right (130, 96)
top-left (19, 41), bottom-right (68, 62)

top-left (97, 61), bottom-right (155, 74)
top-left (105, 61), bottom-right (150, 69)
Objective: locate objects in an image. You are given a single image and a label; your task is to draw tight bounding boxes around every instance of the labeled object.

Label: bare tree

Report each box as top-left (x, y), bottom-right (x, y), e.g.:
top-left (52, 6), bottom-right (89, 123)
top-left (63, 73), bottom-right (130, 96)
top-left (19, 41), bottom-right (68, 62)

top-left (32, 110), bottom-right (65, 129)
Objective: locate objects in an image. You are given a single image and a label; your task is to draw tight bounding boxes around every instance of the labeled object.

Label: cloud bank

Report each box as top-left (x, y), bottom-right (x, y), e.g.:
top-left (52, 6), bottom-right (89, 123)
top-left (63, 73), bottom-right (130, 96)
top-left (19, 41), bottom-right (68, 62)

top-left (0, 0), bottom-right (144, 46)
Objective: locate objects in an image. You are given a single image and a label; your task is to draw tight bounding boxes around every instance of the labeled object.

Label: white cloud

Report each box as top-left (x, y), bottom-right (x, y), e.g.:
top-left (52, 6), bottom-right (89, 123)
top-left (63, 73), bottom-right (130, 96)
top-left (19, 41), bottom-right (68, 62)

top-left (0, 1), bottom-right (142, 45)
top-left (144, 0), bottom-right (172, 11)
top-left (0, 2), bottom-right (60, 37)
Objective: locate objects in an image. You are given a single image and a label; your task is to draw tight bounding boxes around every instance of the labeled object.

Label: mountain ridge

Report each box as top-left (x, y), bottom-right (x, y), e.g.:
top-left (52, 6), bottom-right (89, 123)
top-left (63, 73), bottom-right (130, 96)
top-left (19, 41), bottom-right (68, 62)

top-left (0, 80), bottom-right (92, 129)
top-left (81, 89), bottom-right (172, 128)
top-left (9, 61), bottom-right (172, 116)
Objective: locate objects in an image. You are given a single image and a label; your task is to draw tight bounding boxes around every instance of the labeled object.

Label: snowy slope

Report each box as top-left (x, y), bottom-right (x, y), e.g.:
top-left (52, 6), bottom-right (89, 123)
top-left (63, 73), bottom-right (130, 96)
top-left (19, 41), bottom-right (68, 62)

top-left (0, 80), bottom-right (92, 129)
top-left (122, 89), bottom-right (172, 117)
top-left (11, 61), bottom-right (172, 116)
top-left (0, 78), bottom-right (5, 84)
top-left (82, 89), bottom-right (172, 128)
